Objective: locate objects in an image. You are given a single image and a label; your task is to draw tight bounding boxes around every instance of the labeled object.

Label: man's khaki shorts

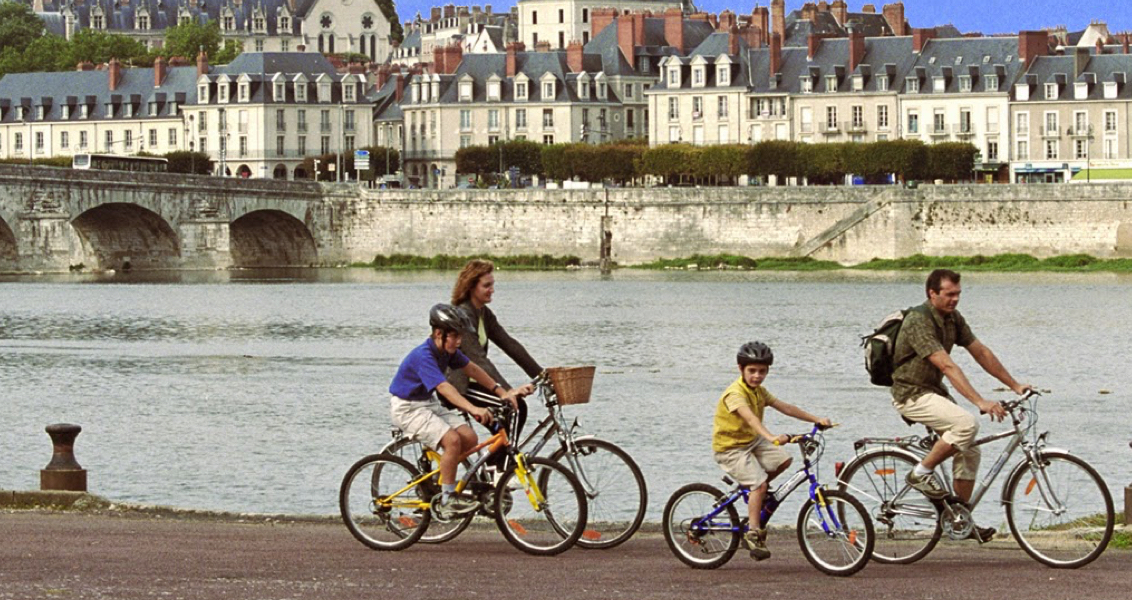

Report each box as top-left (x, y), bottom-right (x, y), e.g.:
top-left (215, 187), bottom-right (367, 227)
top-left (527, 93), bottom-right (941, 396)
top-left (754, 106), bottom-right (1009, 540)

top-left (895, 392), bottom-right (981, 480)
top-left (714, 437), bottom-right (792, 488)
top-left (390, 395), bottom-right (469, 451)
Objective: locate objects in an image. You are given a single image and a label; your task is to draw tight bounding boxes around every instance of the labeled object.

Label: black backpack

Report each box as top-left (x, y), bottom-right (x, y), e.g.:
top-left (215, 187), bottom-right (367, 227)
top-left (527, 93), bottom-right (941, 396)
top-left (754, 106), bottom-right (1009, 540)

top-left (862, 305), bottom-right (928, 387)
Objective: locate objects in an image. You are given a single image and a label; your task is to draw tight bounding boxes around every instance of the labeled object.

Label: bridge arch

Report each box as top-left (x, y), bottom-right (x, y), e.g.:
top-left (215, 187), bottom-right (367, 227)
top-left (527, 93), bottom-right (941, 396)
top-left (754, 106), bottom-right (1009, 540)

top-left (229, 209), bottom-right (317, 267)
top-left (71, 203), bottom-right (180, 271)
top-left (0, 216), bottom-right (17, 271)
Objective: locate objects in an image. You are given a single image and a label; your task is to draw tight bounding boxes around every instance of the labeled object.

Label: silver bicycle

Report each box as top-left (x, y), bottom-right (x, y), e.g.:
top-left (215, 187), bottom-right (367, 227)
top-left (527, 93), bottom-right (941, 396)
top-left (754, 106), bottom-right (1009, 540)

top-left (382, 368), bottom-right (647, 549)
top-left (837, 391), bottom-right (1114, 568)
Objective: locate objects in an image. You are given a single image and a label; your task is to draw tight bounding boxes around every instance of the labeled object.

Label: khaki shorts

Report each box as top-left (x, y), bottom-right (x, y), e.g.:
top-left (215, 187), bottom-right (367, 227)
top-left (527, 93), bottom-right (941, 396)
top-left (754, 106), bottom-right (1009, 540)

top-left (390, 395), bottom-right (469, 451)
top-left (895, 392), bottom-right (981, 481)
top-left (714, 437), bottom-right (792, 488)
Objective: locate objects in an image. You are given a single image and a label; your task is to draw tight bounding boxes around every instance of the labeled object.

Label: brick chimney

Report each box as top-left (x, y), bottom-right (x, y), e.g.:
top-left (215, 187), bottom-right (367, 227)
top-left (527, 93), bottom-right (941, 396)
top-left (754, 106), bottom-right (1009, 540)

top-left (376, 65), bottom-right (389, 89)
top-left (728, 25), bottom-right (740, 56)
top-left (535, 40), bottom-right (551, 52)
top-left (1095, 37), bottom-right (1105, 55)
top-left (862, 4), bottom-right (877, 13)
top-left (807, 32), bottom-right (823, 59)
top-left (618, 15), bottom-right (637, 69)
top-left (801, 3), bottom-right (818, 23)
top-left (433, 45), bottom-right (446, 73)
top-left (567, 39), bottom-right (584, 72)
top-left (506, 41), bottom-right (523, 76)
top-left (818, 1), bottom-right (830, 12)
top-left (1018, 30), bottom-right (1049, 67)
top-left (753, 6), bottom-right (769, 45)
top-left (154, 56), bottom-right (167, 87)
top-left (448, 43), bottom-right (463, 73)
top-left (664, 8), bottom-right (684, 54)
top-left (197, 50), bottom-right (209, 77)
top-left (633, 11), bottom-right (646, 42)
top-left (744, 25), bottom-right (765, 49)
top-left (771, 0), bottom-right (786, 43)
top-left (169, 56), bottom-right (189, 67)
top-left (769, 33), bottom-right (782, 74)
top-left (913, 27), bottom-right (937, 53)
top-left (108, 57), bottom-right (122, 91)
top-left (719, 10), bottom-right (737, 32)
top-left (1123, 32), bottom-right (1131, 54)
top-left (76, 61), bottom-right (95, 71)
top-left (831, 0), bottom-right (848, 25)
top-left (592, 7), bottom-right (617, 38)
top-left (430, 7), bottom-right (441, 21)
top-left (394, 72), bottom-right (405, 102)
top-left (883, 2), bottom-right (906, 36)
top-left (849, 28), bottom-right (866, 71)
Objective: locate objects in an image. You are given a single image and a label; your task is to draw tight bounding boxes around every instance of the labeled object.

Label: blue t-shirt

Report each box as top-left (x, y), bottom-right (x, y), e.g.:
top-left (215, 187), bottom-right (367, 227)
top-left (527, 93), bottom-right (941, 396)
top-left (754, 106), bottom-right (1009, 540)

top-left (389, 338), bottom-right (470, 401)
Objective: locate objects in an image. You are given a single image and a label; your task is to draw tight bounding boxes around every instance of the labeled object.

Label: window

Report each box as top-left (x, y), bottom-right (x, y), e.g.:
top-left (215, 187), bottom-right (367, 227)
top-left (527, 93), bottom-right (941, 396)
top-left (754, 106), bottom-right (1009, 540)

top-left (297, 137), bottom-right (305, 155)
top-left (79, 131), bottom-right (88, 150)
top-left (460, 135), bottom-right (472, 148)
top-left (103, 131), bottom-right (112, 151)
top-left (933, 110), bottom-right (946, 133)
top-left (1016, 112), bottom-right (1029, 135)
top-left (149, 129), bottom-right (158, 147)
top-left (345, 136), bottom-right (354, 152)
top-left (1074, 111), bottom-right (1088, 135)
top-left (543, 134), bottom-right (554, 144)
top-left (559, 9), bottom-right (564, 23)
top-left (344, 83), bottom-right (355, 102)
top-left (488, 81), bottom-right (501, 101)
top-left (81, 104), bottom-right (89, 119)
top-left (276, 109), bottom-right (286, 131)
top-left (986, 140), bottom-right (998, 161)
top-left (692, 96), bottom-right (702, 119)
top-left (986, 107), bottom-right (999, 133)
top-left (1105, 110), bottom-right (1117, 132)
top-left (627, 109), bottom-right (635, 128)
top-left (14, 133), bottom-right (22, 152)
top-left (1045, 139), bottom-right (1058, 159)
top-left (959, 109), bottom-right (971, 133)
top-left (558, 32), bottom-right (564, 49)
top-left (718, 66), bottom-right (729, 86)
top-left (985, 75), bottom-right (998, 91)
top-left (877, 105), bottom-right (889, 130)
top-left (801, 77), bottom-right (813, 93)
top-left (718, 125), bottom-right (729, 143)
top-left (218, 83), bottom-right (229, 103)
top-left (693, 68), bottom-right (704, 86)
top-left (460, 81), bottom-right (472, 102)
top-left (297, 110), bottom-right (307, 132)
top-left (488, 109), bottom-right (499, 130)
top-left (852, 105), bottom-right (863, 128)
top-left (168, 128), bottom-right (177, 146)
top-left (542, 108), bottom-right (553, 128)
top-left (543, 82), bottom-right (554, 99)
top-left (668, 97), bottom-right (678, 120)
top-left (878, 76), bottom-right (889, 92)
top-left (906, 78), bottom-right (919, 93)
top-left (1044, 83), bottom-right (1058, 100)
top-left (800, 106), bottom-right (813, 133)
top-left (668, 68), bottom-right (679, 86)
top-left (321, 109), bottom-right (331, 133)
top-left (826, 75), bottom-right (838, 92)
top-left (321, 136), bottom-right (331, 155)
top-left (669, 125), bottom-right (680, 143)
top-left (1044, 112), bottom-right (1058, 136)
top-left (852, 75), bottom-right (863, 92)
top-left (516, 82), bottom-right (527, 100)
top-left (460, 109), bottom-right (471, 131)
top-left (1075, 139), bottom-right (1088, 159)
top-left (580, 82), bottom-right (590, 98)
top-left (532, 11), bottom-right (537, 25)
top-left (295, 83), bottom-right (307, 102)
top-left (516, 108), bottom-right (527, 129)
top-left (1104, 138), bottom-right (1117, 159)
top-left (959, 76), bottom-right (972, 92)
top-left (255, 40), bottom-right (265, 52)
top-left (907, 111), bottom-right (919, 134)
top-left (282, 40), bottom-right (290, 52)
top-left (345, 110), bottom-right (356, 132)
top-left (1016, 140), bottom-right (1028, 160)
top-left (717, 96), bottom-right (728, 119)
top-left (624, 84), bottom-right (633, 100)
top-left (826, 106), bottom-right (838, 129)
top-left (60, 131), bottom-right (69, 149)
top-left (239, 136), bottom-right (248, 157)
top-left (124, 130), bottom-right (133, 151)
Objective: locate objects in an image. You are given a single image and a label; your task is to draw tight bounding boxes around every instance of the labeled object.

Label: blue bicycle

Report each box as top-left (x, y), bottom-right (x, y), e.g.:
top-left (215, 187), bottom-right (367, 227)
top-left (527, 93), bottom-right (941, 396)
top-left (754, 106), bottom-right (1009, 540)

top-left (662, 425), bottom-right (875, 576)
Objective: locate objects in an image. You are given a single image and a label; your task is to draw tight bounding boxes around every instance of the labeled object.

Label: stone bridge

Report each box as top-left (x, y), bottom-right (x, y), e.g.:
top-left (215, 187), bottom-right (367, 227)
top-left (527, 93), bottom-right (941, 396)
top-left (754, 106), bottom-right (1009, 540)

top-left (0, 165), bottom-right (334, 272)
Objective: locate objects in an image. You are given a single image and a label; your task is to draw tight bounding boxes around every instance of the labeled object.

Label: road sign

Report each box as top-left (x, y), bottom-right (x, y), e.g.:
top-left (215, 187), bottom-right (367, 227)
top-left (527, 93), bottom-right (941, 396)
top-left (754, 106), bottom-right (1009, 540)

top-left (354, 150), bottom-right (370, 171)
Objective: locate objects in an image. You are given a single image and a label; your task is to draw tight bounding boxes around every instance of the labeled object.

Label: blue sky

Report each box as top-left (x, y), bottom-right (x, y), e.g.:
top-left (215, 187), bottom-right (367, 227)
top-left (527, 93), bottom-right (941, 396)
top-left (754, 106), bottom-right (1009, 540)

top-left (392, 0), bottom-right (1131, 37)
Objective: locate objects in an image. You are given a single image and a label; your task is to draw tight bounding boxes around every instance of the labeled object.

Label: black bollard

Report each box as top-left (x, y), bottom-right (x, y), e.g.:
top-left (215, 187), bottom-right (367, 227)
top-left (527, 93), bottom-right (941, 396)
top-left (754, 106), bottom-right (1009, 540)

top-left (41, 423), bottom-right (87, 492)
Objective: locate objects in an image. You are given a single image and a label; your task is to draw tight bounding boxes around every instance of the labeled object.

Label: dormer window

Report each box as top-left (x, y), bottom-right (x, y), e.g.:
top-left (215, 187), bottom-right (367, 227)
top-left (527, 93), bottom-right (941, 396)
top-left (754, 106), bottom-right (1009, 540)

top-left (692, 67), bottom-right (704, 86)
top-left (62, 105), bottom-right (70, 119)
top-left (1044, 83), bottom-right (1058, 99)
top-left (80, 104), bottom-right (89, 119)
top-left (718, 66), bottom-right (730, 86)
top-left (959, 76), bottom-right (972, 92)
top-left (280, 17), bottom-right (290, 31)
top-left (986, 75), bottom-right (998, 91)
top-left (254, 17), bottom-right (265, 32)
top-left (170, 100), bottom-right (178, 114)
top-left (318, 81), bottom-right (331, 103)
top-left (906, 77), bottom-right (919, 93)
top-left (933, 77), bottom-right (946, 92)
top-left (137, 13), bottom-right (149, 30)
top-left (668, 67), bottom-right (680, 86)
top-left (1104, 81), bottom-right (1118, 99)
top-left (801, 77), bottom-right (813, 93)
top-left (516, 81), bottom-right (528, 100)
top-left (344, 82), bottom-right (356, 102)
top-left (825, 75), bottom-right (837, 92)
top-left (851, 75), bottom-right (863, 92)
top-left (459, 81), bottom-right (472, 101)
top-left (238, 83), bottom-right (249, 102)
top-left (274, 82), bottom-right (285, 101)
top-left (1074, 82), bottom-right (1088, 100)
top-left (1014, 83), bottom-right (1030, 101)
top-left (149, 102), bottom-right (158, 116)
top-left (580, 81), bottom-right (590, 98)
top-left (878, 76), bottom-right (889, 92)
top-left (487, 80), bottom-right (501, 101)
top-left (295, 83), bottom-right (307, 102)
top-left (125, 103), bottom-right (133, 118)
top-left (597, 82), bottom-right (606, 99)
top-left (36, 106), bottom-right (45, 120)
top-left (218, 84), bottom-right (229, 103)
top-left (543, 81), bottom-right (555, 99)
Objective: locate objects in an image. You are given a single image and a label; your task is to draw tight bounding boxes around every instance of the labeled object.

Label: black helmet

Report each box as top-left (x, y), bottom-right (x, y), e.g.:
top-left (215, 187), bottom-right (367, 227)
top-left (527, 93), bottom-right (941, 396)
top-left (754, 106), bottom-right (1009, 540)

top-left (737, 341), bottom-right (774, 366)
top-left (429, 303), bottom-right (470, 334)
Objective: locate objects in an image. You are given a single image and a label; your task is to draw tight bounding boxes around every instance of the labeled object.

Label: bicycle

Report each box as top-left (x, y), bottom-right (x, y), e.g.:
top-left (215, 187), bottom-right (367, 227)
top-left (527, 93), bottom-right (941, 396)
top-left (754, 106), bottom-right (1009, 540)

top-left (662, 425), bottom-right (875, 577)
top-left (380, 367), bottom-right (647, 549)
top-left (339, 403), bottom-right (589, 556)
top-left (836, 390), bottom-right (1114, 568)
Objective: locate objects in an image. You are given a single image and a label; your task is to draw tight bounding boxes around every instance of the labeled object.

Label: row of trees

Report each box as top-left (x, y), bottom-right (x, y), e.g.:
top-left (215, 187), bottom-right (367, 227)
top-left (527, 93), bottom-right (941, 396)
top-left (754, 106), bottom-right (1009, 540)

top-left (456, 139), bottom-right (980, 186)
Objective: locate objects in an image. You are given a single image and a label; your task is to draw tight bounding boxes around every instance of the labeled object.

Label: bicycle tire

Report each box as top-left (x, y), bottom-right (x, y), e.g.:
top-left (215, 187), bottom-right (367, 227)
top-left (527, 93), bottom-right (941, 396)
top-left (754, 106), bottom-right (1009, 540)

top-left (837, 448), bottom-right (942, 564)
top-left (662, 483), bottom-right (741, 569)
top-left (796, 489), bottom-right (876, 577)
top-left (380, 437), bottom-right (475, 544)
top-left (547, 438), bottom-right (648, 550)
top-left (494, 456), bottom-right (587, 556)
top-left (1004, 451), bottom-right (1114, 569)
top-left (339, 453), bottom-right (429, 551)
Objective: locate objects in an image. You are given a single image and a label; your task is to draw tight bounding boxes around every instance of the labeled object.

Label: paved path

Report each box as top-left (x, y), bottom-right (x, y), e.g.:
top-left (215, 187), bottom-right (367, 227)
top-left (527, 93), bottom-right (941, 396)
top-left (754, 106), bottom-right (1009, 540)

top-left (1, 511), bottom-right (1128, 600)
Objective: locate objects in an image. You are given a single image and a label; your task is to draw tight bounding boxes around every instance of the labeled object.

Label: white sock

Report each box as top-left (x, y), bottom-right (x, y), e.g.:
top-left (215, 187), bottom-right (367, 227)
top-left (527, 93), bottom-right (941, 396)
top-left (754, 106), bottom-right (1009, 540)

top-left (442, 483), bottom-right (456, 500)
top-left (913, 463), bottom-right (933, 477)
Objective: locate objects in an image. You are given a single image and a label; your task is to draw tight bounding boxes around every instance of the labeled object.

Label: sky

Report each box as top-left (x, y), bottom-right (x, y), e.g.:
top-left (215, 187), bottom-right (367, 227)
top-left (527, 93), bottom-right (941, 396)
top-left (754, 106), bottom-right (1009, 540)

top-left (392, 0), bottom-right (1132, 37)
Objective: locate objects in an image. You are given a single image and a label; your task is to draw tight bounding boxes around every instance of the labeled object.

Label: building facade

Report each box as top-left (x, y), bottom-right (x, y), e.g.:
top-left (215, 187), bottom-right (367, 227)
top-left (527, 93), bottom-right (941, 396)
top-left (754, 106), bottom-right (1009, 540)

top-left (516, 0), bottom-right (684, 50)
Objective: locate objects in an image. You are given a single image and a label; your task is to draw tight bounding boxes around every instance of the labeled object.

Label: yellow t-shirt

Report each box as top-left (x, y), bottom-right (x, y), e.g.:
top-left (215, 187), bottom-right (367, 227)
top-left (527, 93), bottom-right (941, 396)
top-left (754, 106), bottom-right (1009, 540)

top-left (711, 377), bottom-right (779, 453)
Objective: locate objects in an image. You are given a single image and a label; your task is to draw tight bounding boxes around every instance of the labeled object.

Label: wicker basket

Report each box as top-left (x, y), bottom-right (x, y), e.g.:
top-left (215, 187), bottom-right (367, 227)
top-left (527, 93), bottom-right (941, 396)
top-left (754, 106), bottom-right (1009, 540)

top-left (547, 366), bottom-right (596, 405)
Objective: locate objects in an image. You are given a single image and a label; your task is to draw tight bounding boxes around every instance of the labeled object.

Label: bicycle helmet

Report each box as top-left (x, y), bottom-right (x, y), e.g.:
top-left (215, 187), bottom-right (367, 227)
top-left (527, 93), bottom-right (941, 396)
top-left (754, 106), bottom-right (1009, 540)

top-left (429, 303), bottom-right (471, 334)
top-left (737, 341), bottom-right (774, 366)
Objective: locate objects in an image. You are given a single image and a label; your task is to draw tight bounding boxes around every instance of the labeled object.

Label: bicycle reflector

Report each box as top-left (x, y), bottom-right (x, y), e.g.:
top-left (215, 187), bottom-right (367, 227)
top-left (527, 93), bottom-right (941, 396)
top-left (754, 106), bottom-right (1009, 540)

top-left (834, 462), bottom-right (844, 477)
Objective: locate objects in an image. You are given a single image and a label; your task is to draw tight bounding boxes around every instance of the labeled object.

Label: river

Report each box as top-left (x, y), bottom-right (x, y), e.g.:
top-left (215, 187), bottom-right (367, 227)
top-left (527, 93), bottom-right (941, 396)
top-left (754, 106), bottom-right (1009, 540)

top-left (1, 269), bottom-right (1129, 526)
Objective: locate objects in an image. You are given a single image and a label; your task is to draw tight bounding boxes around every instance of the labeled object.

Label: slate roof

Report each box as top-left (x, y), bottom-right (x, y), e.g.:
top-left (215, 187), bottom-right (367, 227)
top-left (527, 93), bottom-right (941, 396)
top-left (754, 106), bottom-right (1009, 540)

top-left (415, 51), bottom-right (618, 105)
top-left (584, 15), bottom-right (715, 78)
top-left (39, 0), bottom-right (327, 37)
top-left (902, 37), bottom-right (1026, 94)
top-left (0, 66), bottom-right (197, 123)
top-left (781, 10), bottom-right (893, 47)
top-left (1016, 52), bottom-right (1132, 102)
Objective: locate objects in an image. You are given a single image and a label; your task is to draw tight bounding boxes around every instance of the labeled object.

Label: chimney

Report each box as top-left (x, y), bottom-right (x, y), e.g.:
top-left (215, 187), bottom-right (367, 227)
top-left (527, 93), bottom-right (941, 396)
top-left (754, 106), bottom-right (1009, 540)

top-left (348, 62), bottom-right (367, 75)
top-left (76, 61), bottom-right (95, 71)
top-left (831, 0), bottom-right (848, 25)
top-left (169, 56), bottom-right (189, 67)
top-left (535, 40), bottom-right (551, 52)
top-left (719, 10), bottom-right (737, 32)
top-left (154, 56), bottom-right (167, 87)
top-left (108, 57), bottom-right (122, 91)
top-left (728, 26), bottom-right (740, 56)
top-left (744, 25), bottom-right (764, 49)
top-left (197, 50), bottom-right (209, 77)
top-left (664, 8), bottom-right (684, 54)
top-left (430, 7), bottom-right (441, 21)
top-left (862, 4), bottom-right (877, 13)
top-left (849, 28), bottom-right (866, 71)
top-left (771, 0), bottom-right (787, 43)
top-left (1075, 46), bottom-right (1091, 76)
top-left (591, 8), bottom-right (617, 38)
top-left (818, 1), bottom-right (830, 12)
top-left (394, 72), bottom-right (405, 102)
top-left (567, 39), bottom-right (584, 72)
top-left (618, 15), bottom-right (637, 69)
top-left (633, 11), bottom-right (646, 44)
top-left (1018, 30), bottom-right (1048, 67)
top-left (807, 33), bottom-right (823, 59)
top-left (801, 3), bottom-right (818, 23)
top-left (1095, 37), bottom-right (1105, 55)
top-left (443, 4), bottom-right (454, 19)
top-left (769, 33), bottom-right (782, 74)
top-left (449, 42), bottom-right (463, 73)
top-left (505, 41), bottom-right (523, 76)
top-left (376, 65), bottom-right (389, 89)
top-left (753, 6), bottom-right (770, 45)
top-left (1124, 32), bottom-right (1130, 54)
top-left (913, 27), bottom-right (936, 53)
top-left (883, 2), bottom-right (906, 36)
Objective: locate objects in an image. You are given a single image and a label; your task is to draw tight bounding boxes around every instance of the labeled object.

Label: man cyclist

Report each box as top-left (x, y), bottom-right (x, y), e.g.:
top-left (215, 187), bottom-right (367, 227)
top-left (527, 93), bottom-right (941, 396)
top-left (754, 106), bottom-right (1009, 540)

top-left (893, 269), bottom-right (1033, 542)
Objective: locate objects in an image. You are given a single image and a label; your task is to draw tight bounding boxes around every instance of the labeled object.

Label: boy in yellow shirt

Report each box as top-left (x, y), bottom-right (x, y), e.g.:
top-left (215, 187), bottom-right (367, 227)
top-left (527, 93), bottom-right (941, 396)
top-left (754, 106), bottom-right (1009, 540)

top-left (712, 341), bottom-right (831, 560)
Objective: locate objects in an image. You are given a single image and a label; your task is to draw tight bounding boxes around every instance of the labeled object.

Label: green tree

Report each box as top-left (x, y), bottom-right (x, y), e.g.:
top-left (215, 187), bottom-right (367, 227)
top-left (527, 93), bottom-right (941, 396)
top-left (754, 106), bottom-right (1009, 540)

top-left (161, 21), bottom-right (223, 59)
top-left (0, 3), bottom-right (44, 55)
top-left (214, 39), bottom-right (243, 64)
top-left (65, 29), bottom-right (149, 66)
top-left (377, 0), bottom-right (404, 45)
top-left (926, 142), bottom-right (979, 182)
top-left (455, 145), bottom-right (495, 178)
top-left (164, 151), bottom-right (213, 175)
top-left (499, 140), bottom-right (543, 175)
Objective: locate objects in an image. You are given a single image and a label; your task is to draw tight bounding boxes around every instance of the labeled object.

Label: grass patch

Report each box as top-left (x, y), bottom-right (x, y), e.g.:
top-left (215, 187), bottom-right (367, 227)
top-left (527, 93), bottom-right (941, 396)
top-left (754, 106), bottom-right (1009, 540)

top-left (853, 253), bottom-right (1132, 272)
top-left (637, 254), bottom-right (842, 271)
top-left (356, 253), bottom-right (584, 270)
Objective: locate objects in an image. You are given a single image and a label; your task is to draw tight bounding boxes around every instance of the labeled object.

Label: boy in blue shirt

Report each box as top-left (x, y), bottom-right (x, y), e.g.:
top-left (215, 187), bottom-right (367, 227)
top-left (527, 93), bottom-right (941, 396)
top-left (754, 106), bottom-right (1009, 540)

top-left (389, 304), bottom-right (531, 516)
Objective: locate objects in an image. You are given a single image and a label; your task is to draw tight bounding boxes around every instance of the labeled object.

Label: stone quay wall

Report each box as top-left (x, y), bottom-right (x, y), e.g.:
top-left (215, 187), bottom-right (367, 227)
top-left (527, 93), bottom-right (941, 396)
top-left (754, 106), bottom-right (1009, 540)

top-left (321, 184), bottom-right (1132, 265)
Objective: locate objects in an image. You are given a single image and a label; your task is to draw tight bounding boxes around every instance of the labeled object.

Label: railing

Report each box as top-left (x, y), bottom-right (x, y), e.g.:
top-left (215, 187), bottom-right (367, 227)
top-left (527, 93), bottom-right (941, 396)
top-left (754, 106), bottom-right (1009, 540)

top-left (818, 121), bottom-right (840, 133)
top-left (844, 120), bottom-right (867, 133)
top-left (320, 123), bottom-right (332, 133)
top-left (276, 122), bottom-right (286, 132)
top-left (952, 123), bottom-right (976, 137)
top-left (297, 123), bottom-right (308, 133)
top-left (928, 125), bottom-right (949, 137)
top-left (1042, 127), bottom-right (1061, 138)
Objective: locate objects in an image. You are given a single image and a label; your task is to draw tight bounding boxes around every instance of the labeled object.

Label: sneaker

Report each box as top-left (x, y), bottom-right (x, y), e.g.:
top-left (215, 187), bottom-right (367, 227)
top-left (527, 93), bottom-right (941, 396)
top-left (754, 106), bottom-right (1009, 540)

top-left (968, 525), bottom-right (996, 544)
top-left (744, 529), bottom-right (771, 561)
top-left (905, 470), bottom-right (949, 500)
top-left (435, 493), bottom-right (480, 518)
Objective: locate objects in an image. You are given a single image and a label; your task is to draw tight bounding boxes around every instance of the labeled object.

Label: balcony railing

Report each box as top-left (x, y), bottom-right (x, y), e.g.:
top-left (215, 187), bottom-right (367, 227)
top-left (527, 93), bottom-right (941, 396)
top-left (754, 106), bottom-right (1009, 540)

top-left (952, 123), bottom-right (976, 137)
top-left (1042, 127), bottom-right (1061, 138)
top-left (276, 122), bottom-right (286, 132)
top-left (928, 125), bottom-right (950, 137)
top-left (818, 121), bottom-right (840, 133)
top-left (844, 120), bottom-right (867, 133)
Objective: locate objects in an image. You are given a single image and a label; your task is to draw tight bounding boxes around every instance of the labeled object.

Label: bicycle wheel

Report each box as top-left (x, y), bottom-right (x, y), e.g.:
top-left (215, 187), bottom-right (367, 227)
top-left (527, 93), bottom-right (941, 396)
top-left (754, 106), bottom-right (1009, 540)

top-left (494, 456), bottom-right (587, 556)
top-left (548, 438), bottom-right (648, 550)
top-left (797, 489), bottom-right (876, 577)
top-left (662, 483), bottom-right (741, 569)
top-left (339, 454), bottom-right (429, 551)
top-left (380, 437), bottom-right (475, 544)
top-left (837, 449), bottom-right (942, 564)
top-left (1004, 451), bottom-right (1114, 568)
